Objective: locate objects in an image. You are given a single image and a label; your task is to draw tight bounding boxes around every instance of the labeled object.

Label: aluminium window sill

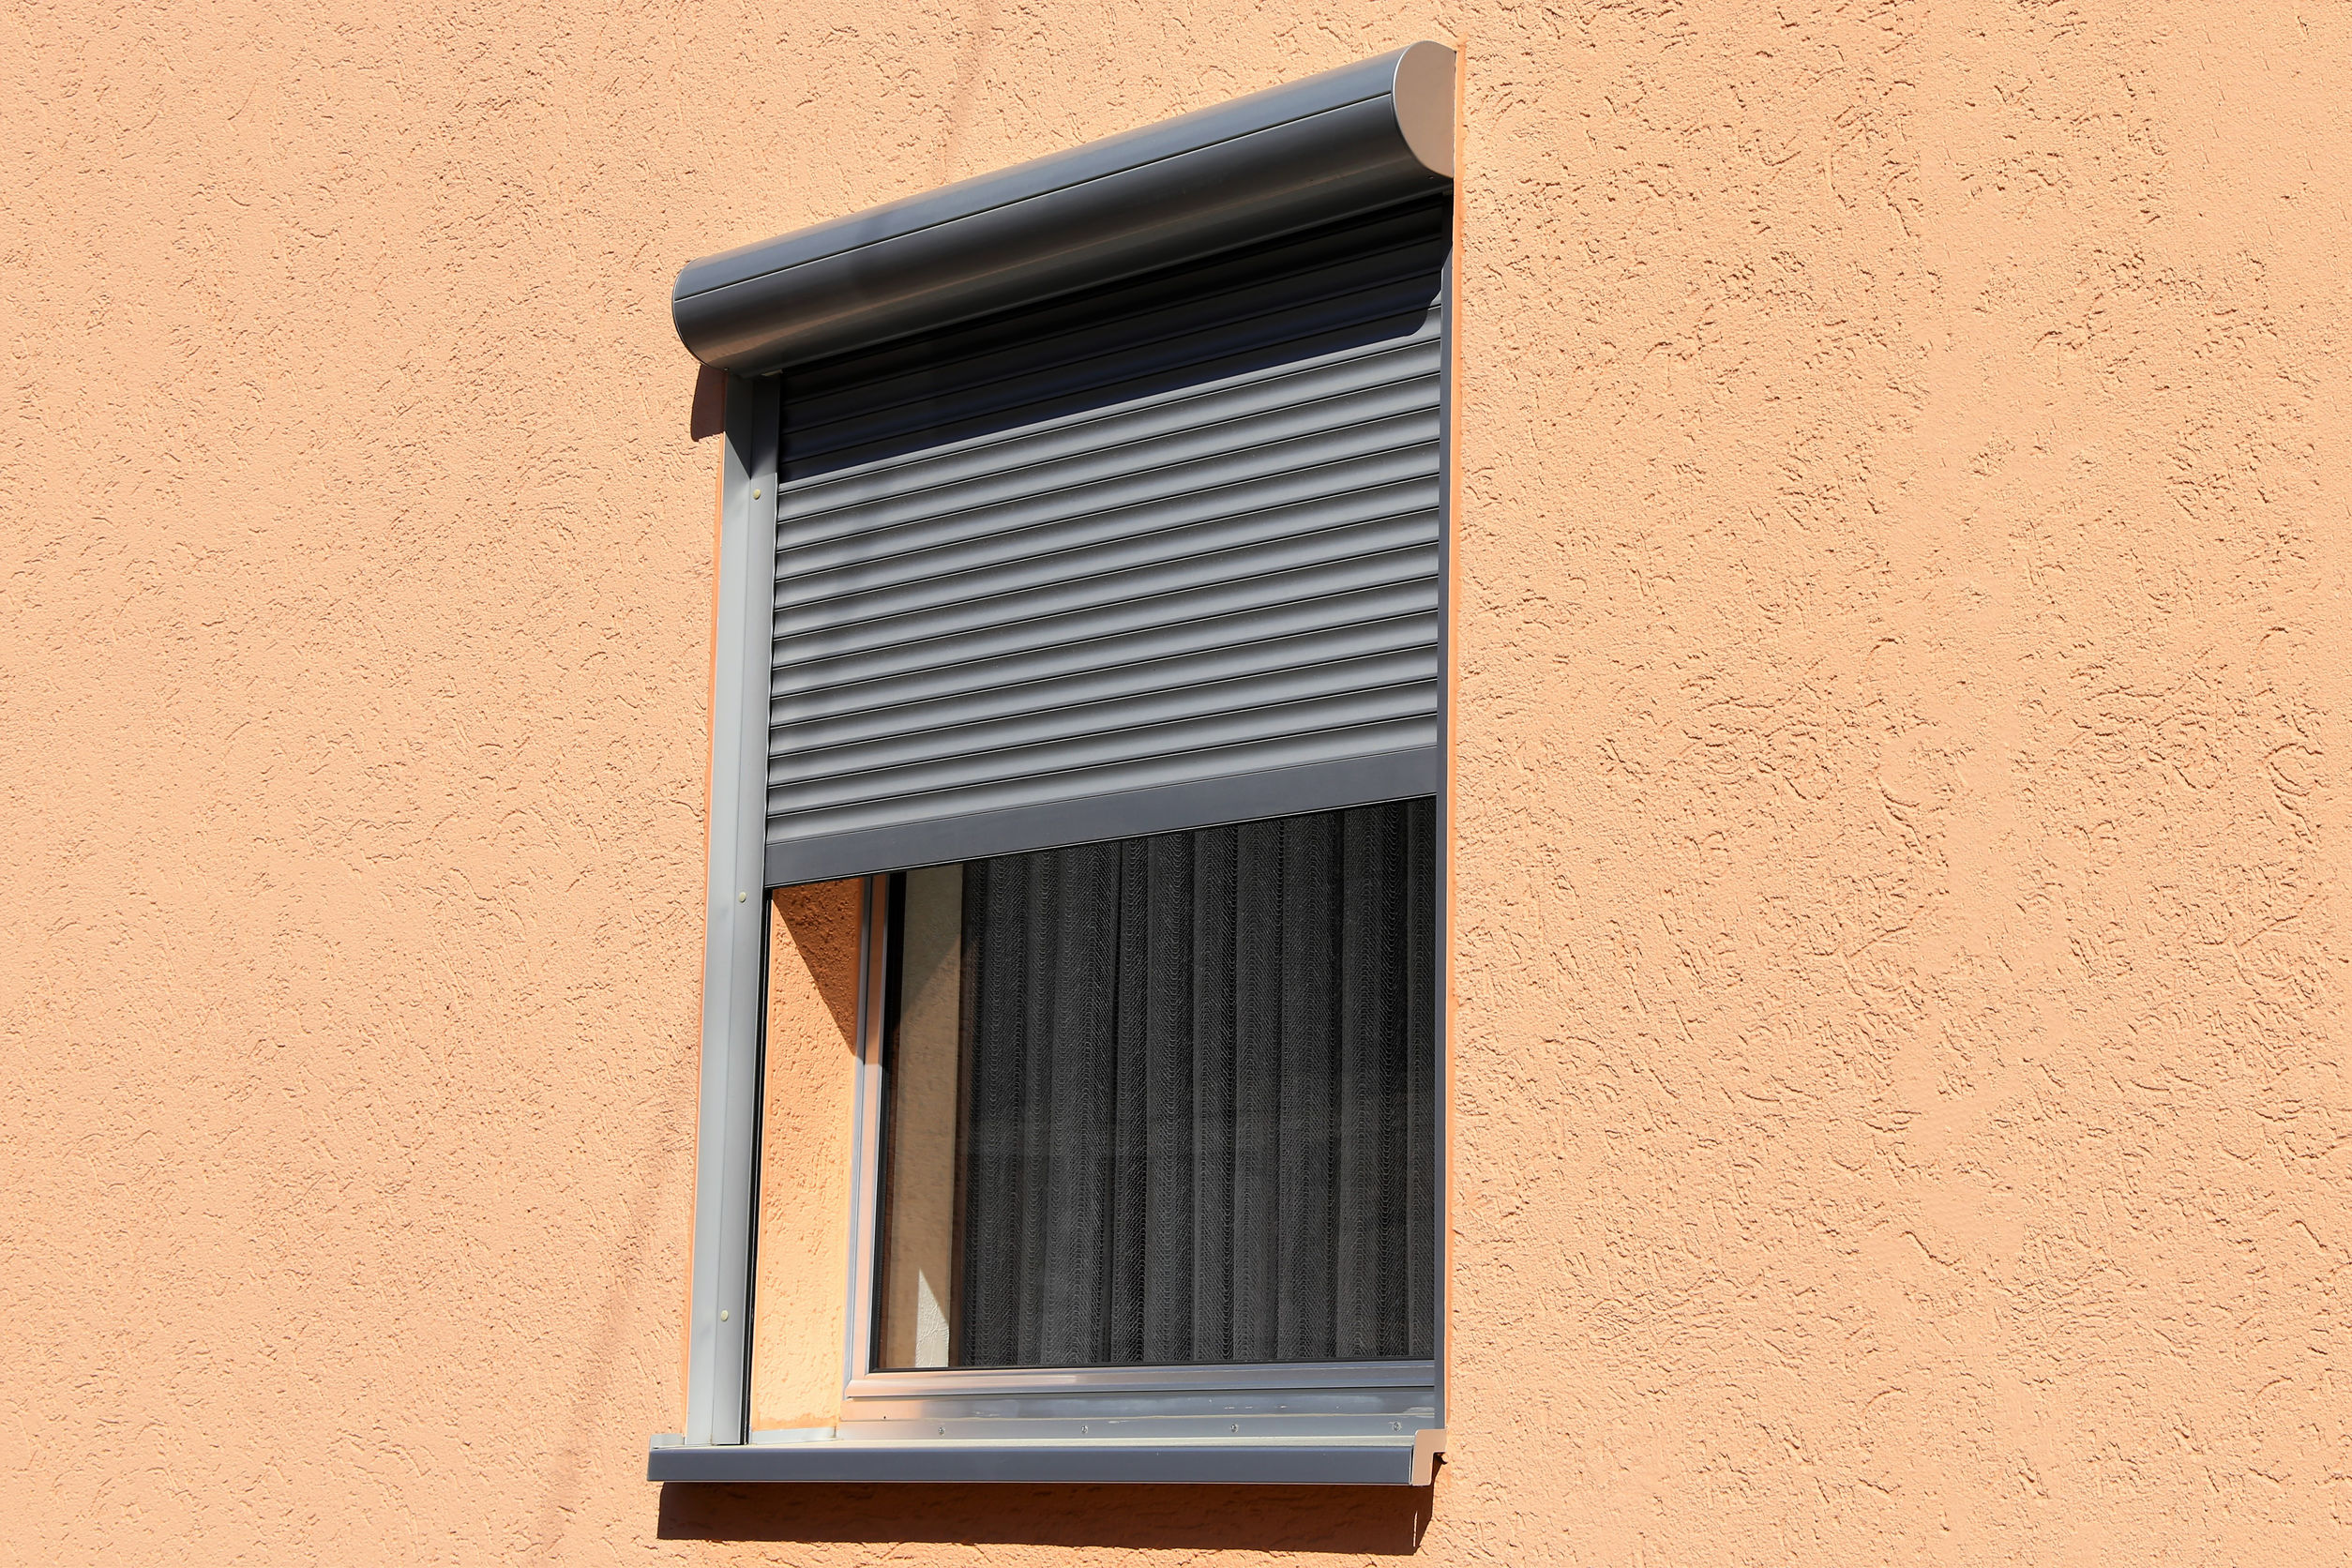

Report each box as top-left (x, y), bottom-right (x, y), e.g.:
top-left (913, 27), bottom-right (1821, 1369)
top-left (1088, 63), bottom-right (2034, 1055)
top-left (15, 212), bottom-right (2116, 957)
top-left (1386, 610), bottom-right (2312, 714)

top-left (646, 1427), bottom-right (1443, 1485)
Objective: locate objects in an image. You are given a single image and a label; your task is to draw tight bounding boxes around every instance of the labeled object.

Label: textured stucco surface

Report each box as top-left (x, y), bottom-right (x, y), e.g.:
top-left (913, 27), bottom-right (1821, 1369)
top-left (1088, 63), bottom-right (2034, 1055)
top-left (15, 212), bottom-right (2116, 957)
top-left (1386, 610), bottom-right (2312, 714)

top-left (4, 1), bottom-right (2349, 1563)
top-left (749, 881), bottom-right (862, 1433)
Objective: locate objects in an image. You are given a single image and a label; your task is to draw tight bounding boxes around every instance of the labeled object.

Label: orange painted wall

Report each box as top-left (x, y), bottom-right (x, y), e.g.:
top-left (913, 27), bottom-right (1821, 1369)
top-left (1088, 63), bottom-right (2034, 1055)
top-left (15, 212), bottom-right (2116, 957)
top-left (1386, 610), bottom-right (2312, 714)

top-left (3, 2), bottom-right (2348, 1563)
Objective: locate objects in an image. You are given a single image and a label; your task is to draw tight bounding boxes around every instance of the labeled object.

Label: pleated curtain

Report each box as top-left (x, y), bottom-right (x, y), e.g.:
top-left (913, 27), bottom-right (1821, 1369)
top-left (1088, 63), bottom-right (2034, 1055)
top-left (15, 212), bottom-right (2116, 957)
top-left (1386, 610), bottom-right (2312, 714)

top-left (954, 798), bottom-right (1436, 1367)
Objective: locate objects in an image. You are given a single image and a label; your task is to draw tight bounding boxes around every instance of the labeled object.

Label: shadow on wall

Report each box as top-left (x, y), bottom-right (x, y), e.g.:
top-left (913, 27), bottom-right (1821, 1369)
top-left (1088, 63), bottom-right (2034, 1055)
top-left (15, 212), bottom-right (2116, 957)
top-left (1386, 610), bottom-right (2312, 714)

top-left (655, 1482), bottom-right (1435, 1552)
top-left (776, 880), bottom-right (864, 1043)
top-left (691, 364), bottom-right (726, 440)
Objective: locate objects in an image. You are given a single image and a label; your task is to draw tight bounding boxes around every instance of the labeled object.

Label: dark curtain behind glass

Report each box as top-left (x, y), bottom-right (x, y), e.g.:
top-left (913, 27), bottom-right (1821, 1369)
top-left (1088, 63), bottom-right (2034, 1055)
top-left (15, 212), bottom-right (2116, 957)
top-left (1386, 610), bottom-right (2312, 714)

top-left (954, 798), bottom-right (1436, 1366)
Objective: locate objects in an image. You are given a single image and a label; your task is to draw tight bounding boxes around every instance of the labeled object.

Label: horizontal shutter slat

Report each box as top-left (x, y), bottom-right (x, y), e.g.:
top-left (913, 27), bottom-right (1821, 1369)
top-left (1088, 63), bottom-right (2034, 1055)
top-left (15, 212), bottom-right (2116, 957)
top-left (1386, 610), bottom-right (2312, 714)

top-left (772, 612), bottom-right (1439, 751)
top-left (767, 548), bottom-right (1440, 703)
top-left (769, 722), bottom-right (1440, 846)
top-left (777, 456), bottom-right (1437, 626)
top-left (769, 647), bottom-right (1438, 786)
top-left (776, 470), bottom-right (1438, 641)
top-left (769, 681), bottom-right (1433, 814)
top-left (777, 400), bottom-right (1437, 576)
top-left (774, 515), bottom-right (1438, 666)
top-left (771, 581), bottom-right (1440, 714)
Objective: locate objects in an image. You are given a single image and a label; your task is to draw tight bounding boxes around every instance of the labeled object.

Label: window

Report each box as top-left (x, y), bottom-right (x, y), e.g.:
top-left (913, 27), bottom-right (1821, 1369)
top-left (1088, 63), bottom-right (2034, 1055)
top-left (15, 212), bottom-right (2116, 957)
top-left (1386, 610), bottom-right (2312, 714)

top-left (871, 801), bottom-right (1438, 1374)
top-left (653, 42), bottom-right (1455, 1486)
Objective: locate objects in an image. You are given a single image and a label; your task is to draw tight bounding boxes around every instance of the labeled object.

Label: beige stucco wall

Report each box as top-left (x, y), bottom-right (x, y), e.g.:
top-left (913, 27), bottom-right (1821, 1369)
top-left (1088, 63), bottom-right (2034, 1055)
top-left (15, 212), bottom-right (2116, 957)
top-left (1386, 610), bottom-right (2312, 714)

top-left (4, 1), bottom-right (2347, 1562)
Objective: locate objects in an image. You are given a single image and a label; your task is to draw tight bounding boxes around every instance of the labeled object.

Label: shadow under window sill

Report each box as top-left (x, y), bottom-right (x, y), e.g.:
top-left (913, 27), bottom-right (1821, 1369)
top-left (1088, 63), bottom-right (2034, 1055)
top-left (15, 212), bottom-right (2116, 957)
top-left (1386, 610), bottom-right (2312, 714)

top-left (656, 1480), bottom-right (1435, 1554)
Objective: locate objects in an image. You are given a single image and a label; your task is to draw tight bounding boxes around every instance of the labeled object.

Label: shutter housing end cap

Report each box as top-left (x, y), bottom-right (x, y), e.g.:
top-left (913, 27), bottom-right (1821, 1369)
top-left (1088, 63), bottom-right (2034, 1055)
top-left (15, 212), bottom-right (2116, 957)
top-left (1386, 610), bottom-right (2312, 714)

top-left (1391, 41), bottom-right (1456, 179)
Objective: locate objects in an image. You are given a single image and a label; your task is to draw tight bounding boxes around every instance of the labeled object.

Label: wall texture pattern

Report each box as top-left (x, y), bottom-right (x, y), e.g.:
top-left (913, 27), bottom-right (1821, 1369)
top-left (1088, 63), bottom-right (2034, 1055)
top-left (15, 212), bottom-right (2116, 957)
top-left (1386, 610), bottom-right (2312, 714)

top-left (2, 1), bottom-right (2346, 1563)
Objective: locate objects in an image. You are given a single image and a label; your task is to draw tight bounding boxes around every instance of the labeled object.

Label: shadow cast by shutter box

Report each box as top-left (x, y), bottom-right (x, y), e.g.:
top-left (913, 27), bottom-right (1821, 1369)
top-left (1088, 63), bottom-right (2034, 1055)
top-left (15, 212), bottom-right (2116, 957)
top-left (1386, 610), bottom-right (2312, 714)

top-left (655, 1481), bottom-right (1435, 1553)
top-left (690, 363), bottom-right (727, 441)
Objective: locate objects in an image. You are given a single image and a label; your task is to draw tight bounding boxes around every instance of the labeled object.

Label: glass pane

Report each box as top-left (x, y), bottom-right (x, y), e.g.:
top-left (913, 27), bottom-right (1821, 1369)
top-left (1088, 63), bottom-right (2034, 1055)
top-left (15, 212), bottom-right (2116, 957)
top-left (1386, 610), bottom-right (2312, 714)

top-left (875, 863), bottom-right (963, 1368)
top-left (871, 799), bottom-right (1436, 1370)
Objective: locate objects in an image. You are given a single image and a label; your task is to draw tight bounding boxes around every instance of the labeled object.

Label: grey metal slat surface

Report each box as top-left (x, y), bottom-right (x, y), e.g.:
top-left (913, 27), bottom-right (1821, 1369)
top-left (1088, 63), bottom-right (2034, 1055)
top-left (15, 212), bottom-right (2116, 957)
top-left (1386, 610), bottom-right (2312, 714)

top-left (772, 546), bottom-right (1438, 700)
top-left (764, 198), bottom-right (1448, 882)
top-left (776, 325), bottom-right (1440, 543)
top-left (772, 720), bottom-right (1439, 846)
top-left (775, 200), bottom-right (1450, 451)
top-left (780, 457), bottom-right (1440, 625)
top-left (778, 459), bottom-right (1438, 635)
top-left (776, 506), bottom-right (1437, 664)
top-left (771, 683), bottom-right (1435, 814)
top-left (771, 648), bottom-right (1435, 786)
top-left (772, 612), bottom-right (1439, 754)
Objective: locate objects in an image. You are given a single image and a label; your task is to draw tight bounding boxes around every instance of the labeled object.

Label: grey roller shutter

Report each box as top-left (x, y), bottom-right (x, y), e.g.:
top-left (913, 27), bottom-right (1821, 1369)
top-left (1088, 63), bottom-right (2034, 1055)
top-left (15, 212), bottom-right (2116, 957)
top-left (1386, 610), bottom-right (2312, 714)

top-left (760, 198), bottom-right (1448, 885)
